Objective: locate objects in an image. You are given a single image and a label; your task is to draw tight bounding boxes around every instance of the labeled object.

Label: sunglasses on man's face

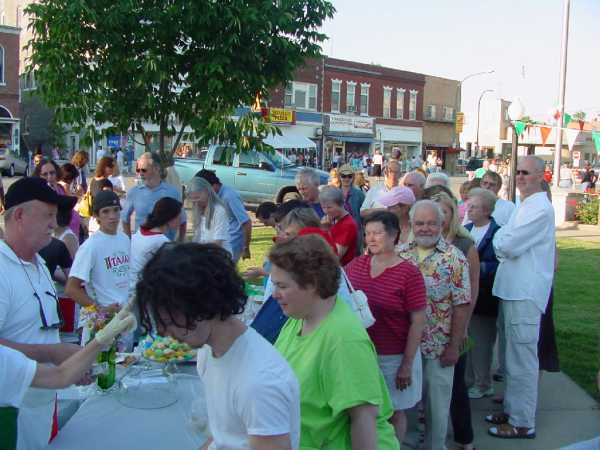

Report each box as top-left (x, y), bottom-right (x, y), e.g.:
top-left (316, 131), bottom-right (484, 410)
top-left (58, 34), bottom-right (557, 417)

top-left (516, 170), bottom-right (530, 176)
top-left (136, 167), bottom-right (149, 173)
top-left (340, 174), bottom-right (353, 179)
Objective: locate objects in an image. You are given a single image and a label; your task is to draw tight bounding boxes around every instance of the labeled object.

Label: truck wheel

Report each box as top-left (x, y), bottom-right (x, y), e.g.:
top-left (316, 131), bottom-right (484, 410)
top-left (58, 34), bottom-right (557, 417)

top-left (282, 191), bottom-right (301, 203)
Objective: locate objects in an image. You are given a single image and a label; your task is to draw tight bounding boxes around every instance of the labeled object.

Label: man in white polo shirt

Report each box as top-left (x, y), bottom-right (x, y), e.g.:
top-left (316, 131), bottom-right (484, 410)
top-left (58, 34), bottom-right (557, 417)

top-left (487, 156), bottom-right (555, 440)
top-left (0, 178), bottom-right (82, 450)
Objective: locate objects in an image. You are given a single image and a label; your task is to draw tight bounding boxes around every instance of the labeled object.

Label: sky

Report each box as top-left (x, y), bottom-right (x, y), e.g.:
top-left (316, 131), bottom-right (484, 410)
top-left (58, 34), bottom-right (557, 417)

top-left (322, 0), bottom-right (600, 143)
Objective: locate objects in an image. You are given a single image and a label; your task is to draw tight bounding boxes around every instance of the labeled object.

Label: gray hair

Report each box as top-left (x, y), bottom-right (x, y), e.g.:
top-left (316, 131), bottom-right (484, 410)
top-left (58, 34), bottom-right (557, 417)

top-left (3, 202), bottom-right (35, 223)
top-left (519, 155), bottom-right (545, 173)
top-left (295, 167), bottom-right (320, 187)
top-left (279, 207), bottom-right (321, 230)
top-left (403, 170), bottom-right (426, 188)
top-left (409, 199), bottom-right (444, 226)
top-left (318, 185), bottom-right (344, 206)
top-left (425, 172), bottom-right (450, 188)
top-left (187, 176), bottom-right (225, 230)
top-left (468, 188), bottom-right (497, 214)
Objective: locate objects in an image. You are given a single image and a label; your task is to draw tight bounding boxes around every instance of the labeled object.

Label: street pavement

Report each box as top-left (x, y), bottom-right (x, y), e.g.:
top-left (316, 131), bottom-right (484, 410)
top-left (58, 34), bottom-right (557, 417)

top-left (2, 173), bottom-right (599, 449)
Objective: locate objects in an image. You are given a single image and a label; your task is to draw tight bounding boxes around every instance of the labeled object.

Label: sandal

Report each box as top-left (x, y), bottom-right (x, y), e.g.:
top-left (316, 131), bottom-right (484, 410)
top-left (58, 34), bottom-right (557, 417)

top-left (484, 412), bottom-right (509, 425)
top-left (488, 423), bottom-right (536, 439)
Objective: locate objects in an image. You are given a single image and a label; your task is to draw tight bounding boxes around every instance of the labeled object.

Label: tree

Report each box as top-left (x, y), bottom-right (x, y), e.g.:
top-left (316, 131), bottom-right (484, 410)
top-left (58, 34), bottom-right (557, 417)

top-left (25, 0), bottom-right (335, 167)
top-left (573, 111), bottom-right (587, 122)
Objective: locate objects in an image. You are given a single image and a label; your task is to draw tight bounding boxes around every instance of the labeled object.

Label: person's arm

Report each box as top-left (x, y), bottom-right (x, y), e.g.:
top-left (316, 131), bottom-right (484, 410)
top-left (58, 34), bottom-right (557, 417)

top-left (63, 234), bottom-right (79, 260)
top-left (347, 403), bottom-right (378, 450)
top-left (242, 220), bottom-right (252, 259)
top-left (396, 309), bottom-right (425, 389)
top-left (65, 276), bottom-right (96, 308)
top-left (54, 267), bottom-right (70, 284)
top-left (493, 205), bottom-right (551, 259)
top-left (465, 245), bottom-right (480, 322)
top-left (0, 339), bottom-right (80, 365)
top-left (440, 303), bottom-right (470, 367)
top-left (248, 434), bottom-right (292, 450)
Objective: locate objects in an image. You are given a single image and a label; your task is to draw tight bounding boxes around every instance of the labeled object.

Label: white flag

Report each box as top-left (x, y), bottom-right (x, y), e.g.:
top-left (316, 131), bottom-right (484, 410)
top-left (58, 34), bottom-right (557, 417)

top-left (566, 129), bottom-right (580, 151)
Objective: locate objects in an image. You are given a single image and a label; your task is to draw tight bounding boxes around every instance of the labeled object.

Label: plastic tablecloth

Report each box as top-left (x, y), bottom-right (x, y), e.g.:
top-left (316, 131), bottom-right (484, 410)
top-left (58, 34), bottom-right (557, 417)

top-left (46, 371), bottom-right (206, 450)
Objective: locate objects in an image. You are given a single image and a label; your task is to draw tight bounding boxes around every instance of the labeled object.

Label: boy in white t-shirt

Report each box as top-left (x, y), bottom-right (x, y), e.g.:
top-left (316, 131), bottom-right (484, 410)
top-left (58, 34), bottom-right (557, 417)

top-left (136, 243), bottom-right (300, 450)
top-left (66, 190), bottom-right (131, 318)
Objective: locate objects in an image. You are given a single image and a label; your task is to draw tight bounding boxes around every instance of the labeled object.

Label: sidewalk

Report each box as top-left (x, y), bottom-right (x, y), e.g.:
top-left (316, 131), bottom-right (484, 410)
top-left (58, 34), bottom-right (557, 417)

top-left (402, 372), bottom-right (600, 450)
top-left (557, 223), bottom-right (600, 243)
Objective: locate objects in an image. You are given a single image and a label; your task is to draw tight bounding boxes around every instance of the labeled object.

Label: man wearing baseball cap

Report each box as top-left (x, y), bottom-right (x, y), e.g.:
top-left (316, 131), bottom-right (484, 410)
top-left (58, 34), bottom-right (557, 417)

top-left (0, 177), bottom-right (80, 449)
top-left (66, 190), bottom-right (131, 342)
top-left (377, 186), bottom-right (416, 245)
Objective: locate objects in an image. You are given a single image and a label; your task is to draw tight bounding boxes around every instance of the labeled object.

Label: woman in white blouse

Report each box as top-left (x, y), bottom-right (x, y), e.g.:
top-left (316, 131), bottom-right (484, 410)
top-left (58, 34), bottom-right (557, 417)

top-left (187, 176), bottom-right (233, 256)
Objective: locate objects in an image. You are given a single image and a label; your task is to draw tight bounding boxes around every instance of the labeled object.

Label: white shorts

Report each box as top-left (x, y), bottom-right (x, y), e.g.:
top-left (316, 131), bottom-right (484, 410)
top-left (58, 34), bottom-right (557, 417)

top-left (378, 350), bottom-right (422, 411)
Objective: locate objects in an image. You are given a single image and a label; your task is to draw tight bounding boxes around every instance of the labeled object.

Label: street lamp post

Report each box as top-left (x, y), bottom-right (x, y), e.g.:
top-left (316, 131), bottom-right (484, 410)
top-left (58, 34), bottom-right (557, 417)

top-left (476, 89), bottom-right (494, 157)
top-left (454, 70), bottom-right (495, 151)
top-left (508, 98), bottom-right (525, 202)
top-left (553, 0), bottom-right (571, 188)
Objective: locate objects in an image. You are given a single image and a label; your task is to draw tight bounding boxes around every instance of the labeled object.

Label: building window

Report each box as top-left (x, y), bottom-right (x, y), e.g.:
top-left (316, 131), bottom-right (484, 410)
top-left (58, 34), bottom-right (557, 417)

top-left (425, 104), bottom-right (436, 120)
top-left (346, 81), bottom-right (356, 113)
top-left (383, 87), bottom-right (392, 118)
top-left (284, 81), bottom-right (318, 111)
top-left (331, 79), bottom-right (341, 113)
top-left (396, 88), bottom-right (405, 119)
top-left (443, 106), bottom-right (454, 121)
top-left (360, 83), bottom-right (370, 115)
top-left (0, 45), bottom-right (4, 85)
top-left (409, 90), bottom-right (418, 120)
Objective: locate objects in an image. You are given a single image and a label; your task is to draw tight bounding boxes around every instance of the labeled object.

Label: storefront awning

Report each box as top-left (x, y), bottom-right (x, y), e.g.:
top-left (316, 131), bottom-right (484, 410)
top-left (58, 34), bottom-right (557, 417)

top-left (264, 134), bottom-right (317, 149)
top-left (327, 135), bottom-right (374, 144)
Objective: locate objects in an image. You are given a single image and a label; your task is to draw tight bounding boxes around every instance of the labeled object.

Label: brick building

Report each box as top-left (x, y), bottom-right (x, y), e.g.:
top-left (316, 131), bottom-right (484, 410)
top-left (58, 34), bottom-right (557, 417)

top-left (0, 24), bottom-right (20, 156)
top-left (322, 57), bottom-right (425, 167)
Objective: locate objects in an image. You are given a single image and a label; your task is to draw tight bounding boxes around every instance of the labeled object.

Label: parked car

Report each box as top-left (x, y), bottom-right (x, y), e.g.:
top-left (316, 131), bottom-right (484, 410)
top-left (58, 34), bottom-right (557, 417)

top-left (0, 148), bottom-right (29, 177)
top-left (174, 145), bottom-right (329, 205)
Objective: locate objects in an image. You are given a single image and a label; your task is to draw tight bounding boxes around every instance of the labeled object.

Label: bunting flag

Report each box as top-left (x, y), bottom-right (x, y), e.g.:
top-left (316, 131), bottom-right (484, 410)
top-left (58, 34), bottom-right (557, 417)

top-left (514, 121), bottom-right (527, 136)
top-left (565, 128), bottom-right (580, 151)
top-left (563, 113), bottom-right (572, 126)
top-left (540, 126), bottom-right (552, 146)
top-left (578, 120), bottom-right (585, 131)
top-left (592, 131), bottom-right (600, 154)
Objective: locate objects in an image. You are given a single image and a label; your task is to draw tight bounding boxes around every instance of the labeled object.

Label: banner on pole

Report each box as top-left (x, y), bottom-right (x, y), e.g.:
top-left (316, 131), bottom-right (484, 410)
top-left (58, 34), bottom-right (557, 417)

top-left (565, 129), bottom-right (580, 151)
top-left (455, 112), bottom-right (465, 133)
top-left (514, 121), bottom-right (526, 136)
top-left (540, 126), bottom-right (552, 146)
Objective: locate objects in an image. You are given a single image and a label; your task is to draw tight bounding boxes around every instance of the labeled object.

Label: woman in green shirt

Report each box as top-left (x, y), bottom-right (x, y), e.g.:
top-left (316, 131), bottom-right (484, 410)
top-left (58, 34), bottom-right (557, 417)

top-left (270, 234), bottom-right (399, 450)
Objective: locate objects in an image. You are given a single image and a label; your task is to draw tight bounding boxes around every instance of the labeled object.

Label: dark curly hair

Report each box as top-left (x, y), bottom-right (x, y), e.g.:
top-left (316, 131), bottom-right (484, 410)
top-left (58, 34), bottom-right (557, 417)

top-left (33, 159), bottom-right (62, 179)
top-left (136, 242), bottom-right (247, 333)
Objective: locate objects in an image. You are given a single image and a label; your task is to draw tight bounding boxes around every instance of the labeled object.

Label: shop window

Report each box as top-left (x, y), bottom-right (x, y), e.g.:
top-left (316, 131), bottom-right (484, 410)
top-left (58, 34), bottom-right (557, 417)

top-left (396, 88), bottom-right (405, 119)
top-left (360, 84), bottom-right (370, 115)
top-left (383, 87), bottom-right (392, 118)
top-left (409, 90), bottom-right (418, 120)
top-left (346, 81), bottom-right (356, 113)
top-left (331, 80), bottom-right (341, 113)
top-left (425, 105), bottom-right (436, 120)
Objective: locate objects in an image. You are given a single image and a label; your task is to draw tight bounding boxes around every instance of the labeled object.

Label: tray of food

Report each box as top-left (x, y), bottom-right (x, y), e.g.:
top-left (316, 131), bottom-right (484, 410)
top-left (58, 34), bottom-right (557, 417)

top-left (138, 335), bottom-right (197, 363)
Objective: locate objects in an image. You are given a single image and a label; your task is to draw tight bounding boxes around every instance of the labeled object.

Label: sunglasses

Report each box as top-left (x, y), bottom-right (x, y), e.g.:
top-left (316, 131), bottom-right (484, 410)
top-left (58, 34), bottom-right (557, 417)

top-left (340, 174), bottom-right (353, 179)
top-left (516, 170), bottom-right (530, 175)
top-left (35, 290), bottom-right (63, 330)
top-left (136, 167), bottom-right (148, 173)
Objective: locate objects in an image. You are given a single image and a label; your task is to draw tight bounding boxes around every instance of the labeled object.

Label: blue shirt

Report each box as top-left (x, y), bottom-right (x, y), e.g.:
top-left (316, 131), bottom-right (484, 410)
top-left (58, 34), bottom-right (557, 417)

top-left (121, 181), bottom-right (186, 239)
top-left (310, 202), bottom-right (325, 219)
top-left (217, 184), bottom-right (250, 255)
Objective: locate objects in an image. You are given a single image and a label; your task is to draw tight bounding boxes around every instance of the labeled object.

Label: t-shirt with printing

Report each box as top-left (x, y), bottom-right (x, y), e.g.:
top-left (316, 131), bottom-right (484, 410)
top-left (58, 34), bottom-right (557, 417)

top-left (345, 255), bottom-right (427, 355)
top-left (69, 230), bottom-right (131, 307)
top-left (196, 327), bottom-right (300, 450)
top-left (330, 213), bottom-right (358, 266)
top-left (129, 228), bottom-right (170, 289)
top-left (0, 345), bottom-right (37, 408)
top-left (274, 299), bottom-right (399, 450)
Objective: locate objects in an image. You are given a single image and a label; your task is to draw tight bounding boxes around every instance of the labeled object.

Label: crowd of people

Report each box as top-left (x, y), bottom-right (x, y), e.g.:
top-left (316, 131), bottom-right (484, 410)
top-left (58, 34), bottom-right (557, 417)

top-left (0, 146), bottom-right (588, 450)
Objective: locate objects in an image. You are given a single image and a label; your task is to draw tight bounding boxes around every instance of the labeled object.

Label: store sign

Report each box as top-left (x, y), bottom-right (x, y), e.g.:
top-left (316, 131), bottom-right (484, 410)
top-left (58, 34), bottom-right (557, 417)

top-left (269, 108), bottom-right (295, 124)
top-left (107, 135), bottom-right (121, 148)
top-left (455, 112), bottom-right (465, 133)
top-left (328, 114), bottom-right (374, 135)
top-left (572, 150), bottom-right (581, 168)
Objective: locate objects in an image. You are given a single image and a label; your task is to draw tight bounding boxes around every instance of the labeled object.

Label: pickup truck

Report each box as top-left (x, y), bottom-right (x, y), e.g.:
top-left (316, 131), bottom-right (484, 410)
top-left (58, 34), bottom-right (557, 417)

top-left (174, 145), bottom-right (329, 204)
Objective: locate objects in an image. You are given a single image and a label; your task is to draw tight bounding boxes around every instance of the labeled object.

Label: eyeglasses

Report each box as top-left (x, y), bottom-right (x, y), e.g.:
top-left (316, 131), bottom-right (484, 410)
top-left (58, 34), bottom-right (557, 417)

top-left (136, 167), bottom-right (148, 173)
top-left (413, 221), bottom-right (441, 227)
top-left (34, 291), bottom-right (63, 330)
top-left (516, 170), bottom-right (530, 175)
top-left (340, 174), bottom-right (353, 179)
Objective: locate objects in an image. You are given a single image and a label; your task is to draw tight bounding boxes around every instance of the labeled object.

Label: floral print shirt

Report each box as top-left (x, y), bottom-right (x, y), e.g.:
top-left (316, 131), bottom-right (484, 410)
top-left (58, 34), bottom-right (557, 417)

top-left (396, 238), bottom-right (471, 359)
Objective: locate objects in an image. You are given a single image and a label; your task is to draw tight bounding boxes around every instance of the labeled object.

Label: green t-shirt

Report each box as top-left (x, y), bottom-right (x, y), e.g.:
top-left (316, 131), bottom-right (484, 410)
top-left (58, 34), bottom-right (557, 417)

top-left (275, 299), bottom-right (399, 450)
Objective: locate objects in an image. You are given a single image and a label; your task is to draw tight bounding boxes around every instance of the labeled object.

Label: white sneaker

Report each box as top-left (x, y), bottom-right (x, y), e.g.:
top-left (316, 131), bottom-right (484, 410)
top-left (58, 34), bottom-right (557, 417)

top-left (468, 386), bottom-right (494, 399)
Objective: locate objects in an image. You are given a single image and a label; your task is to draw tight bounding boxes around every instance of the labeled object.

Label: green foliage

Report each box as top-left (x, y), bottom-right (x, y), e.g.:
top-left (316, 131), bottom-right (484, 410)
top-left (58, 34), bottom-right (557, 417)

top-left (575, 197), bottom-right (599, 225)
top-left (572, 111), bottom-right (587, 122)
top-left (25, 0), bottom-right (335, 162)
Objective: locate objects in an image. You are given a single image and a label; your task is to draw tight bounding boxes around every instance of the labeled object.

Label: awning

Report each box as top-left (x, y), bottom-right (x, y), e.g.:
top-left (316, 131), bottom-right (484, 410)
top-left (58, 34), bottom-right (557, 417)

top-left (264, 134), bottom-right (317, 149)
top-left (327, 135), bottom-right (374, 144)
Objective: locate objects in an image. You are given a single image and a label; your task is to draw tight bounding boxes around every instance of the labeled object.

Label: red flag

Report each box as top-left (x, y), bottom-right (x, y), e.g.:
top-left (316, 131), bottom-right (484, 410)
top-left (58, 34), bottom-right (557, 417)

top-left (540, 126), bottom-right (551, 146)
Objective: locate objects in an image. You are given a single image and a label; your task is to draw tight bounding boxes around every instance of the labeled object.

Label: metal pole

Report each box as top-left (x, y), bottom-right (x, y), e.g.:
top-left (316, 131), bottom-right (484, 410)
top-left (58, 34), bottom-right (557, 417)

top-left (509, 126), bottom-right (518, 202)
top-left (553, 0), bottom-right (571, 188)
top-left (476, 89), bottom-right (494, 157)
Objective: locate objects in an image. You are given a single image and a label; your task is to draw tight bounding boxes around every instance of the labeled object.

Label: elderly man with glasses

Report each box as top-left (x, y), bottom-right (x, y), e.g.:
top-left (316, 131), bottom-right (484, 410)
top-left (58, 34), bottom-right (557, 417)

top-left (121, 152), bottom-right (186, 241)
top-left (360, 159), bottom-right (403, 218)
top-left (0, 178), bottom-right (84, 449)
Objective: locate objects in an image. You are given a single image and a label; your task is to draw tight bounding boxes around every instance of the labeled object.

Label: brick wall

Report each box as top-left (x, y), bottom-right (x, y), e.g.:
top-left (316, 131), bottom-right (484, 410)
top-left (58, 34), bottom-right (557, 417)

top-left (268, 57), bottom-right (323, 110)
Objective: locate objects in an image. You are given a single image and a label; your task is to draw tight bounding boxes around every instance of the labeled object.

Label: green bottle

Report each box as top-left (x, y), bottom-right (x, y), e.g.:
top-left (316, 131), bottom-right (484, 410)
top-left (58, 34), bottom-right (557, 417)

top-left (96, 344), bottom-right (116, 390)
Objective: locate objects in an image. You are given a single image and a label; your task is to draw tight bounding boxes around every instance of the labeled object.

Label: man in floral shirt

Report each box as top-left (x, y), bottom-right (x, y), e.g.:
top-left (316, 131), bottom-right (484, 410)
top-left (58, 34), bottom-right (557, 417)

top-left (397, 199), bottom-right (471, 450)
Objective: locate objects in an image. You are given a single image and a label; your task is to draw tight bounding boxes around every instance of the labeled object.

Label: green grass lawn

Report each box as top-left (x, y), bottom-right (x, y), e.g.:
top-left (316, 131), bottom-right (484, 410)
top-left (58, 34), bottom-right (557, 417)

top-left (554, 238), bottom-right (600, 401)
top-left (241, 231), bottom-right (600, 401)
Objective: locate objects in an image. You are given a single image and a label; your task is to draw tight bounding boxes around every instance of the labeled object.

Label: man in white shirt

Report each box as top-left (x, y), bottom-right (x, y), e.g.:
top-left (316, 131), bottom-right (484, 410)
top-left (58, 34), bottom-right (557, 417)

top-left (0, 178), bottom-right (82, 450)
top-left (66, 191), bottom-right (131, 329)
top-left (478, 170), bottom-right (515, 226)
top-left (487, 156), bottom-right (555, 440)
top-left (360, 159), bottom-right (402, 217)
top-left (136, 243), bottom-right (300, 450)
top-left (401, 170), bottom-right (426, 201)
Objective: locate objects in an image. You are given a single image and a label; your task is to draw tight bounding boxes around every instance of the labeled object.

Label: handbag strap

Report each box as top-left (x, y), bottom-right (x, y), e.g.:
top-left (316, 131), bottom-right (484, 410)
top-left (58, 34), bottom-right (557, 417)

top-left (340, 268), bottom-right (356, 294)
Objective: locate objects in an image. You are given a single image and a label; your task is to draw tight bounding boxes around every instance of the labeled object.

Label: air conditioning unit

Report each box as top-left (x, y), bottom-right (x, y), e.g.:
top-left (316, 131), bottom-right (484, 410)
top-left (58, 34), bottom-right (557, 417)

top-left (347, 106), bottom-right (355, 113)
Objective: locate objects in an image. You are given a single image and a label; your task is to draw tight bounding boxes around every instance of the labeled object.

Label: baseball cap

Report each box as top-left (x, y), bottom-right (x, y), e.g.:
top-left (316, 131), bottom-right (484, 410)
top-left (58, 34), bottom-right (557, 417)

top-left (378, 186), bottom-right (416, 207)
top-left (93, 190), bottom-right (121, 214)
top-left (5, 177), bottom-right (77, 210)
top-left (338, 164), bottom-right (354, 176)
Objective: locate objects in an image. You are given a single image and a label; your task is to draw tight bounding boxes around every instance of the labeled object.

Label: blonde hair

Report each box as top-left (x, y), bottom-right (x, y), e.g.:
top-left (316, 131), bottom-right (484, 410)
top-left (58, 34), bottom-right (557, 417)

top-left (431, 192), bottom-right (473, 243)
top-left (328, 168), bottom-right (341, 188)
